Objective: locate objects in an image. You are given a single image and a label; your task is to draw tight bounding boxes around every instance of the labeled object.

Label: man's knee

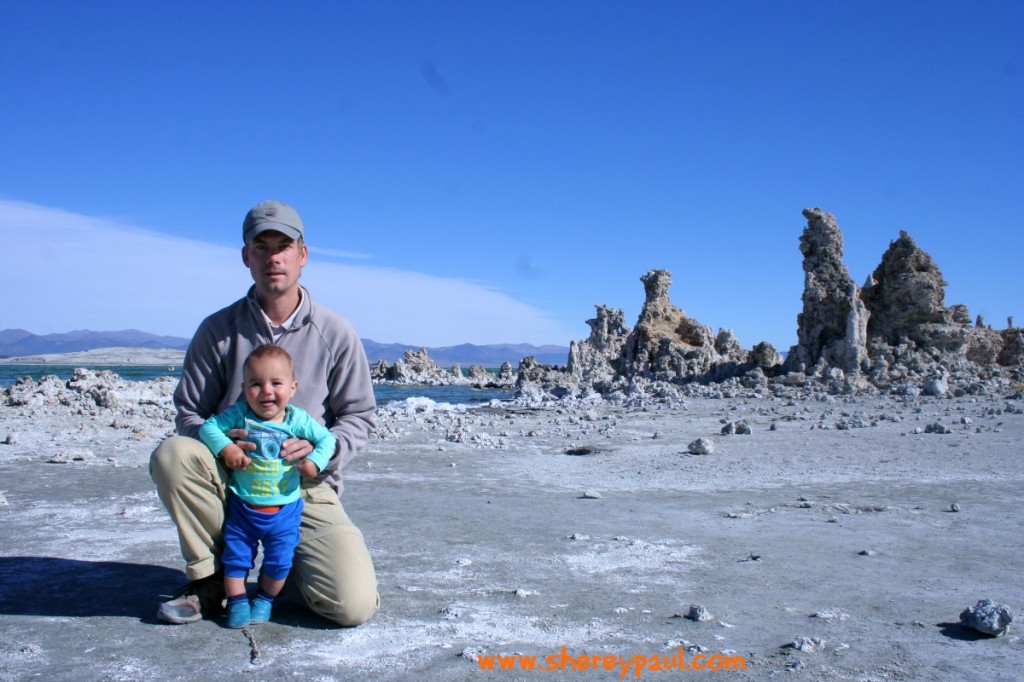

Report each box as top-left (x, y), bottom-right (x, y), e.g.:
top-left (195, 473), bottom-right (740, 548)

top-left (291, 529), bottom-right (379, 626)
top-left (150, 435), bottom-right (213, 485)
top-left (151, 435), bottom-right (191, 481)
top-left (317, 588), bottom-right (380, 627)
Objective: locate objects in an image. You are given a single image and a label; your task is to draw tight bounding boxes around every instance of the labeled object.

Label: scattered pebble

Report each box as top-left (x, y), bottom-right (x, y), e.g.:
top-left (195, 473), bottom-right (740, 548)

top-left (810, 609), bottom-right (849, 622)
top-left (687, 437), bottom-right (715, 455)
top-left (686, 604), bottom-right (713, 621)
top-left (785, 636), bottom-right (827, 653)
top-left (47, 449), bottom-right (94, 463)
top-left (721, 421), bottom-right (751, 435)
top-left (440, 605), bottom-right (466, 619)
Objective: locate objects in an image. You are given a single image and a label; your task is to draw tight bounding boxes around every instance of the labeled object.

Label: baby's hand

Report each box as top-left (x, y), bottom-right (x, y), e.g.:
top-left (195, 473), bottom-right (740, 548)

top-left (294, 458), bottom-right (320, 478)
top-left (220, 444), bottom-right (252, 471)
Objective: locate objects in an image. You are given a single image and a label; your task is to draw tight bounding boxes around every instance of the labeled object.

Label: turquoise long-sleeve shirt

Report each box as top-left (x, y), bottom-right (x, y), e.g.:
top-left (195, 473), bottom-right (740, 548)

top-left (199, 402), bottom-right (336, 506)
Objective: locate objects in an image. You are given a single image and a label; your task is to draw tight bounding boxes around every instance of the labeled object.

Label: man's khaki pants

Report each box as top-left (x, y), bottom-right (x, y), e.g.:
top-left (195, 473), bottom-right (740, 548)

top-left (150, 436), bottom-right (379, 626)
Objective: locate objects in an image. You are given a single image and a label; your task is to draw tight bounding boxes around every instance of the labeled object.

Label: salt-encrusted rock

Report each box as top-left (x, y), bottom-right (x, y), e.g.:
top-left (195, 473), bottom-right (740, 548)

top-left (750, 341), bottom-right (783, 370)
top-left (959, 599), bottom-right (1013, 637)
top-left (465, 364), bottom-right (485, 380)
top-left (48, 449), bottom-right (94, 463)
top-left (458, 646), bottom-right (487, 661)
top-left (714, 328), bottom-right (747, 364)
top-left (809, 609), bottom-right (849, 622)
top-left (686, 604), bottom-right (713, 621)
top-left (497, 361), bottom-right (515, 383)
top-left (687, 437), bottom-right (715, 455)
top-left (922, 376), bottom-right (949, 397)
top-left (721, 420), bottom-right (751, 435)
top-left (786, 636), bottom-right (828, 653)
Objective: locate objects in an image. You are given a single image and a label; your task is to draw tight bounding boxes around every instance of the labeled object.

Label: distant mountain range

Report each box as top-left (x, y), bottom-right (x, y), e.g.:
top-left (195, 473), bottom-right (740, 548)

top-left (0, 329), bottom-right (570, 367)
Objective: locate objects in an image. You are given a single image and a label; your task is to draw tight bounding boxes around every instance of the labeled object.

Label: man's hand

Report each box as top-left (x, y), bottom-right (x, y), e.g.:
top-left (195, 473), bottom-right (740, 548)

top-left (219, 443), bottom-right (252, 471)
top-left (226, 428), bottom-right (257, 453)
top-left (280, 437), bottom-right (313, 462)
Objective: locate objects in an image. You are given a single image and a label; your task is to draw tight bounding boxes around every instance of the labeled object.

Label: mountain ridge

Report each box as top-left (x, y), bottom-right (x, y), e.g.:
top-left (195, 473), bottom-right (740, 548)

top-left (0, 329), bottom-right (570, 367)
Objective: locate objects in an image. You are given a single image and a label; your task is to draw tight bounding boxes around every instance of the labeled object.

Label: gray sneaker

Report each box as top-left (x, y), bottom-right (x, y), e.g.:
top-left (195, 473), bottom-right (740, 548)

top-left (157, 573), bottom-right (225, 624)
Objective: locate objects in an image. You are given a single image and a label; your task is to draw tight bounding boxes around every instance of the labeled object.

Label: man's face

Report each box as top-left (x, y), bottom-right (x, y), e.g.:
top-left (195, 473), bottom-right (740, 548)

top-left (242, 231), bottom-right (309, 299)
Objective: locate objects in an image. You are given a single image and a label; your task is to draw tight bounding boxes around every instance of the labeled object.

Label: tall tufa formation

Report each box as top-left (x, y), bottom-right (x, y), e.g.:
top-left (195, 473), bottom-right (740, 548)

top-left (785, 208), bottom-right (869, 375)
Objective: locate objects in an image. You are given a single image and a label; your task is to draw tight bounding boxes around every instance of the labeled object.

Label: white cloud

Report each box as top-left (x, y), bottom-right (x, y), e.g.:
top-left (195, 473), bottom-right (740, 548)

top-left (1, 199), bottom-right (574, 346)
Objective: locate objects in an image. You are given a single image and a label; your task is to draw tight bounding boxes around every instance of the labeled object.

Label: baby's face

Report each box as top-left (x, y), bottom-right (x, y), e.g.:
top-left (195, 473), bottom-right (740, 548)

top-left (242, 355), bottom-right (297, 422)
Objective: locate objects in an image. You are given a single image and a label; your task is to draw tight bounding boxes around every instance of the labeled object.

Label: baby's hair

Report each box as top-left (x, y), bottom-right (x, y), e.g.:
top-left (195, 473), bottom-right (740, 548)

top-left (243, 344), bottom-right (295, 378)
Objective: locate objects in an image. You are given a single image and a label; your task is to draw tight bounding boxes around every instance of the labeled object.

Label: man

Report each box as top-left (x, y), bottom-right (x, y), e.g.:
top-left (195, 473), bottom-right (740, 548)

top-left (150, 200), bottom-right (379, 626)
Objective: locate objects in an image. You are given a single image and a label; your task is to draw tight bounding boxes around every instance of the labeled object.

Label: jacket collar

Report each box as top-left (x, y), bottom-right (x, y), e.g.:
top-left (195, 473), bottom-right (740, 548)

top-left (246, 285), bottom-right (313, 331)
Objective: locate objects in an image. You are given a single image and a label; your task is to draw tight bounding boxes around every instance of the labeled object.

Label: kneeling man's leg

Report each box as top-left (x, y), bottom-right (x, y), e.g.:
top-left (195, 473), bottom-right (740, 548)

top-left (150, 435), bottom-right (230, 580)
top-left (284, 482), bottom-right (379, 626)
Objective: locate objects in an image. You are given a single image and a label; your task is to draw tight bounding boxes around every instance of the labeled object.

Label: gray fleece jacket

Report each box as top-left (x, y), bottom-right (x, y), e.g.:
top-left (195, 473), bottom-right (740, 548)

top-left (173, 285), bottom-right (375, 497)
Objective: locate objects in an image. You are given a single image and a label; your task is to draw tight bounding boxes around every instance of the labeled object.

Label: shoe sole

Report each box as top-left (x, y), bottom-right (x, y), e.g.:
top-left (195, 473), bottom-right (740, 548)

top-left (157, 595), bottom-right (202, 624)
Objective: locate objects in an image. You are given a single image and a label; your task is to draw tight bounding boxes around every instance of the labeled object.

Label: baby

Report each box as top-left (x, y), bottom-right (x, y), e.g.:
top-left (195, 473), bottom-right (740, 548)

top-left (199, 344), bottom-right (336, 628)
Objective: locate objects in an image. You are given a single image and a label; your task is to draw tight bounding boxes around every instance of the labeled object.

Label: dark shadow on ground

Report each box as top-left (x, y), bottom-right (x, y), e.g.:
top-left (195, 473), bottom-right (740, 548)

top-left (937, 621), bottom-right (995, 641)
top-left (222, 599), bottom-right (341, 631)
top-left (0, 556), bottom-right (184, 622)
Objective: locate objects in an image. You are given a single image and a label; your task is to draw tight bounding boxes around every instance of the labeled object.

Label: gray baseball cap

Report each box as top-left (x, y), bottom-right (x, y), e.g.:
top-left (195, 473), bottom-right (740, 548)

top-left (242, 200), bottom-right (304, 242)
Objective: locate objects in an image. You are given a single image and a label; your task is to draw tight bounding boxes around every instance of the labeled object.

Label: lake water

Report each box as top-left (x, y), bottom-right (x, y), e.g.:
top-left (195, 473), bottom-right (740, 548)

top-left (0, 365), bottom-right (515, 405)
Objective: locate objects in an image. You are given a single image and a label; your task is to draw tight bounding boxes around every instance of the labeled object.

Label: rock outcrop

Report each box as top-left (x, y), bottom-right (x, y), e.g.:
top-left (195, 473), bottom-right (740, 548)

top-left (566, 304), bottom-right (629, 392)
top-left (514, 207), bottom-right (1020, 404)
top-left (621, 269), bottom-right (722, 381)
top-left (858, 230), bottom-right (1023, 392)
top-left (370, 348), bottom-right (515, 388)
top-left (861, 231), bottom-right (949, 346)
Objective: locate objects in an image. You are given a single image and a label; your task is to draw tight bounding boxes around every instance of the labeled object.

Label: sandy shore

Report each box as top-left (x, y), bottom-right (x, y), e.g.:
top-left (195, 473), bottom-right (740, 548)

top-left (0, 376), bottom-right (1022, 680)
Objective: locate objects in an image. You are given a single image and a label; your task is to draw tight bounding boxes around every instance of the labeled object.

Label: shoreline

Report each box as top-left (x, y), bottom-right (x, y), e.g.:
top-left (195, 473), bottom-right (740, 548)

top-left (0, 347), bottom-right (186, 366)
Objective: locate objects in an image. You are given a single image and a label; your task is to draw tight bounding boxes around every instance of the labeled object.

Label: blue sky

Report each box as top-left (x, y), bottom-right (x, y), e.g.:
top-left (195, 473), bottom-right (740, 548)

top-left (2, 1), bottom-right (1021, 349)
